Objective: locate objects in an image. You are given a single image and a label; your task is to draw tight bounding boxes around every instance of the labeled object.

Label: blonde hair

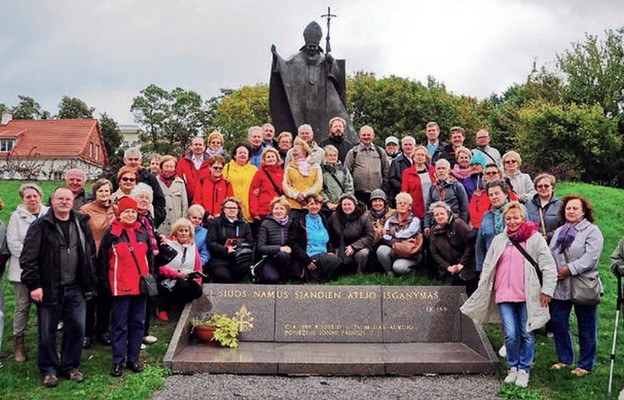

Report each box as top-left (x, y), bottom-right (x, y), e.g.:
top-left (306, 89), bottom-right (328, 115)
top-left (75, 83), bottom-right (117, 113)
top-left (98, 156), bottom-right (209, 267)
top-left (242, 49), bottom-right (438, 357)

top-left (262, 147), bottom-right (282, 164)
top-left (293, 137), bottom-right (311, 156)
top-left (502, 150), bottom-right (522, 167)
top-left (270, 196), bottom-right (291, 214)
top-left (455, 146), bottom-right (472, 160)
top-left (502, 202), bottom-right (526, 220)
top-left (412, 145), bottom-right (430, 163)
top-left (187, 204), bottom-right (205, 218)
top-left (207, 130), bottom-right (224, 145)
top-left (170, 218), bottom-right (195, 240)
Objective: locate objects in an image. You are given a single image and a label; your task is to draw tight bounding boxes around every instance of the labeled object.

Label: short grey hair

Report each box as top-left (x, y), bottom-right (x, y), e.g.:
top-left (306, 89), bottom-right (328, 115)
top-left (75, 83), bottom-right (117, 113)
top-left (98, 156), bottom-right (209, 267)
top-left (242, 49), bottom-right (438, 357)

top-left (401, 136), bottom-right (416, 145)
top-left (435, 158), bottom-right (451, 169)
top-left (262, 123), bottom-right (274, 130)
top-left (130, 182), bottom-right (153, 203)
top-left (395, 192), bottom-right (413, 206)
top-left (298, 124), bottom-right (313, 135)
top-left (247, 126), bottom-right (263, 138)
top-left (430, 201), bottom-right (452, 216)
top-left (359, 125), bottom-right (374, 135)
top-left (124, 147), bottom-right (141, 158)
top-left (64, 168), bottom-right (86, 180)
top-left (19, 182), bottom-right (43, 199)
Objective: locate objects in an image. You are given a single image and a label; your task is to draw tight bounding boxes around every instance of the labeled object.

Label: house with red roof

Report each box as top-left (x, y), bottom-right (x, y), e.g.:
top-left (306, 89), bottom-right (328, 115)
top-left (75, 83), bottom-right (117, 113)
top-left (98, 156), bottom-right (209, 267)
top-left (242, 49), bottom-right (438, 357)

top-left (0, 111), bottom-right (108, 180)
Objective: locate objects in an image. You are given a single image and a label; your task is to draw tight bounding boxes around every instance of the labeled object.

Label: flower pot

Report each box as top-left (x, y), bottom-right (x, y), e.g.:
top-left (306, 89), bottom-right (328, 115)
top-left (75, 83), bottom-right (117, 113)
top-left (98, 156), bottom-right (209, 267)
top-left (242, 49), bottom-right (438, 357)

top-left (194, 325), bottom-right (217, 344)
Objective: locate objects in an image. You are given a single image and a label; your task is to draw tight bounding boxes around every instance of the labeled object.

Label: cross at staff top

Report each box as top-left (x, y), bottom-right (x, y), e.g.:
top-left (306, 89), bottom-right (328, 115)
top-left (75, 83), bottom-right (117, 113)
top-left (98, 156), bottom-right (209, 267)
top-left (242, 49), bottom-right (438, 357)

top-left (321, 7), bottom-right (337, 53)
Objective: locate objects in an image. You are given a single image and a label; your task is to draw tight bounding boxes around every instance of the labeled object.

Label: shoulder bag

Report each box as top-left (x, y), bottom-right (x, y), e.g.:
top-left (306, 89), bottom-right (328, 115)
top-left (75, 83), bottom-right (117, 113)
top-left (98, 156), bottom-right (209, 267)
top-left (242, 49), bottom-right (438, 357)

top-left (391, 233), bottom-right (424, 259)
top-left (128, 242), bottom-right (159, 297)
top-left (565, 252), bottom-right (601, 305)
top-left (509, 239), bottom-right (542, 285)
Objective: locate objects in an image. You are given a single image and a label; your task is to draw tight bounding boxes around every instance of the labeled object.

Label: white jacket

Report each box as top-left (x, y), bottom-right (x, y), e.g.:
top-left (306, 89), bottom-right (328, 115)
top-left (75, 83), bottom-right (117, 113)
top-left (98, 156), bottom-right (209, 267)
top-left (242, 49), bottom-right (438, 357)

top-left (7, 204), bottom-right (49, 282)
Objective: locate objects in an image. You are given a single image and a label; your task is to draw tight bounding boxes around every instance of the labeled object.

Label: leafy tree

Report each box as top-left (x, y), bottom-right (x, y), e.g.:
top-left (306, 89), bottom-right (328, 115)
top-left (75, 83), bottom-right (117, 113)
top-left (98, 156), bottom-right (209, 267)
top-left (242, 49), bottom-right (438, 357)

top-left (131, 84), bottom-right (211, 156)
top-left (209, 85), bottom-right (270, 144)
top-left (11, 95), bottom-right (50, 120)
top-left (99, 113), bottom-right (124, 172)
top-left (57, 96), bottom-right (94, 119)
top-left (515, 100), bottom-right (621, 182)
top-left (557, 30), bottom-right (624, 129)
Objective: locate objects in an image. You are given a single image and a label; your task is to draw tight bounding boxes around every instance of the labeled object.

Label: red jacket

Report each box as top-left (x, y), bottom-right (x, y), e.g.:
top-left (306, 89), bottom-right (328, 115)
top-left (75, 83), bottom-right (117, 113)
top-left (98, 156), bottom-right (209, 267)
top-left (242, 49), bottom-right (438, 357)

top-left (401, 165), bottom-right (436, 219)
top-left (100, 220), bottom-right (152, 297)
top-left (469, 188), bottom-right (519, 228)
top-left (177, 151), bottom-right (211, 202)
top-left (193, 175), bottom-right (234, 217)
top-left (249, 163), bottom-right (284, 219)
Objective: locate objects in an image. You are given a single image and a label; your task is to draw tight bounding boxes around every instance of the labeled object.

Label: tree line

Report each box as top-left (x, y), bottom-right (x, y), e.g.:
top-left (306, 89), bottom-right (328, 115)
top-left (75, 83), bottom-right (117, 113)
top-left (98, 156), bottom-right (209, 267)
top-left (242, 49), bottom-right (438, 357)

top-left (2, 29), bottom-right (623, 185)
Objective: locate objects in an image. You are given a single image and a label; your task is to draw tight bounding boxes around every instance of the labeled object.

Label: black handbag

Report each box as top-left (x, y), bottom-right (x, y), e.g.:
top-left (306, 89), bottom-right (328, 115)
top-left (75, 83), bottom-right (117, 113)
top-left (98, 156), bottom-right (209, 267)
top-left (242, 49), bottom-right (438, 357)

top-left (128, 243), bottom-right (159, 297)
top-left (155, 241), bottom-right (178, 267)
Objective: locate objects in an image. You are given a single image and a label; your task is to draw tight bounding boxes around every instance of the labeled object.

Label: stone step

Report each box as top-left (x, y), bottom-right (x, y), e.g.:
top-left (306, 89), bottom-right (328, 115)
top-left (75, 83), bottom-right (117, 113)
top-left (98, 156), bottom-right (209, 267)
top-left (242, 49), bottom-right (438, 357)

top-left (169, 342), bottom-right (497, 375)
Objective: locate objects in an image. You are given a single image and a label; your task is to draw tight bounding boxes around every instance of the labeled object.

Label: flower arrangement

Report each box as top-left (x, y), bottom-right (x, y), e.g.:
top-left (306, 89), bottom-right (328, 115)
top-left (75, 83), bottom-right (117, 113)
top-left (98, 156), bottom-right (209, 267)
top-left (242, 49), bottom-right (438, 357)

top-left (190, 313), bottom-right (239, 348)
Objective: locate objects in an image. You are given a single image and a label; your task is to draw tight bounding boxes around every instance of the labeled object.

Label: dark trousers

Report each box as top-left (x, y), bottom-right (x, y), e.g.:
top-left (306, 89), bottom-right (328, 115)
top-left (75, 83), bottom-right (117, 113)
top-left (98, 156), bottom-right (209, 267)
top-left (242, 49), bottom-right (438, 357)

top-left (550, 299), bottom-right (598, 371)
top-left (111, 295), bottom-right (146, 364)
top-left (208, 257), bottom-right (251, 283)
top-left (36, 284), bottom-right (86, 375)
top-left (307, 252), bottom-right (342, 283)
top-left (158, 279), bottom-right (203, 306)
top-left (85, 290), bottom-right (111, 338)
top-left (262, 252), bottom-right (291, 283)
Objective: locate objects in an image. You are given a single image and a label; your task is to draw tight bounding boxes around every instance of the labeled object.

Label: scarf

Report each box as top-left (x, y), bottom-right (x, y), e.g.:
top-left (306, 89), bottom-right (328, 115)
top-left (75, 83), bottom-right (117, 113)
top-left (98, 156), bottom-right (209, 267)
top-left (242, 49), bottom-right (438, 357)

top-left (553, 221), bottom-right (580, 254)
top-left (206, 147), bottom-right (225, 157)
top-left (295, 157), bottom-right (312, 176)
top-left (491, 199), bottom-right (509, 234)
top-left (269, 214), bottom-right (290, 226)
top-left (138, 211), bottom-right (159, 255)
top-left (369, 206), bottom-right (388, 220)
top-left (452, 164), bottom-right (471, 180)
top-left (159, 171), bottom-right (177, 187)
top-left (507, 221), bottom-right (539, 243)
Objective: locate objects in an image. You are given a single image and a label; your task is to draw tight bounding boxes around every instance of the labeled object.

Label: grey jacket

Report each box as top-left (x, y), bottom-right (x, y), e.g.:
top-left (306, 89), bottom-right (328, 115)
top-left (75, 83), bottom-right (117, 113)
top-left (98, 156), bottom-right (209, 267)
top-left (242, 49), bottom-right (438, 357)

top-left (157, 177), bottom-right (189, 235)
top-left (505, 171), bottom-right (536, 203)
top-left (321, 162), bottom-right (355, 205)
top-left (525, 194), bottom-right (562, 244)
top-left (461, 232), bottom-right (557, 332)
top-left (549, 219), bottom-right (604, 300)
top-left (344, 143), bottom-right (389, 194)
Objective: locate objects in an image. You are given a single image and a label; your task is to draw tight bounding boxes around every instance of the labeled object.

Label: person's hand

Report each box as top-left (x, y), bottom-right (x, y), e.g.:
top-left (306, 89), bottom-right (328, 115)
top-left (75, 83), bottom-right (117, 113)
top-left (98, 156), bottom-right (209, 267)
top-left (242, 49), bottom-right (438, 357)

top-left (540, 294), bottom-right (552, 307)
top-left (226, 245), bottom-right (236, 254)
top-left (327, 202), bottom-right (337, 211)
top-left (253, 189), bottom-right (261, 196)
top-left (424, 227), bottom-right (430, 236)
top-left (307, 261), bottom-right (317, 271)
top-left (345, 245), bottom-right (354, 257)
top-left (296, 193), bottom-right (305, 202)
top-left (455, 263), bottom-right (464, 272)
top-left (159, 234), bottom-right (167, 245)
top-left (280, 246), bottom-right (292, 254)
top-left (177, 272), bottom-right (188, 280)
top-left (557, 266), bottom-right (571, 279)
top-left (31, 288), bottom-right (43, 303)
top-left (447, 266), bottom-right (457, 275)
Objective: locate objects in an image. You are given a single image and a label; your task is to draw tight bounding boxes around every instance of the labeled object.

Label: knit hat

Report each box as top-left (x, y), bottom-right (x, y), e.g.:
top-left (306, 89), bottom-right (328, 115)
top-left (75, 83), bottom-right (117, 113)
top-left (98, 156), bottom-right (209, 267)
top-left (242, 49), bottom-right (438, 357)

top-left (469, 152), bottom-right (487, 169)
top-left (385, 136), bottom-right (399, 146)
top-left (116, 197), bottom-right (138, 216)
top-left (369, 189), bottom-right (387, 204)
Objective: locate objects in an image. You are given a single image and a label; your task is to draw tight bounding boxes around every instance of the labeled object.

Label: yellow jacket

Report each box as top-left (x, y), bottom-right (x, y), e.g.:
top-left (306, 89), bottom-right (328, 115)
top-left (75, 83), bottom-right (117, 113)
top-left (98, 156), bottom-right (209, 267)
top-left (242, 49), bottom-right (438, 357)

top-left (283, 160), bottom-right (323, 209)
top-left (223, 160), bottom-right (258, 222)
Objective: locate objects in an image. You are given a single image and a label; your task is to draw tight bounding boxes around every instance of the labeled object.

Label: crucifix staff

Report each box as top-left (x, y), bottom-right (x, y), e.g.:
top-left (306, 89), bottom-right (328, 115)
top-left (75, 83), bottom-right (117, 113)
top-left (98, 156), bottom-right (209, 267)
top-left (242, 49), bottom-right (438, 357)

top-left (321, 7), bottom-right (337, 53)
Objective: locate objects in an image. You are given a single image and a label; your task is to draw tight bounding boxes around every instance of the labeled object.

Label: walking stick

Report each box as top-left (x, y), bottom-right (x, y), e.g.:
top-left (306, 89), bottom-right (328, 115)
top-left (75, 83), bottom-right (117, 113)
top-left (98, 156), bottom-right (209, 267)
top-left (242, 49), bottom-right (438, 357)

top-left (608, 275), bottom-right (623, 396)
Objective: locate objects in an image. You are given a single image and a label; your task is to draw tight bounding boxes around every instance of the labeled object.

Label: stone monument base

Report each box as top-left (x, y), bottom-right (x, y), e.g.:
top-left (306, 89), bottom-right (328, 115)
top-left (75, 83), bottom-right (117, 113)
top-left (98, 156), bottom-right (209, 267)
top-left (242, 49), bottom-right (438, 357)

top-left (163, 284), bottom-right (498, 375)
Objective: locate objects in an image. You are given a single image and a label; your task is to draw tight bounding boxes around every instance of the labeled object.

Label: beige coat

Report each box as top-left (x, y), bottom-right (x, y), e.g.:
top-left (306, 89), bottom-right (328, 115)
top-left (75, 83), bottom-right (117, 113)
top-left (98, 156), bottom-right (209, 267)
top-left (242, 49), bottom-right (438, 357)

top-left (460, 232), bottom-right (557, 332)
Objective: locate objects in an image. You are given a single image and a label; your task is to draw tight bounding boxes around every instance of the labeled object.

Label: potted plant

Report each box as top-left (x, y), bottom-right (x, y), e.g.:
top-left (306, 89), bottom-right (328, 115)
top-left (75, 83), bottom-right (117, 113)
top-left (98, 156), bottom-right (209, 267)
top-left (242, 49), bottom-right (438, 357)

top-left (190, 313), bottom-right (239, 348)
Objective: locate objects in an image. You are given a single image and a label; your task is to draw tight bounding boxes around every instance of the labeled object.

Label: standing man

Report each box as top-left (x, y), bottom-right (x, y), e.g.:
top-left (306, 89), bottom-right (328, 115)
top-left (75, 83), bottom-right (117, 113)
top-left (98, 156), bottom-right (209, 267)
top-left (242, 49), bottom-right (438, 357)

top-left (423, 159), bottom-right (469, 234)
top-left (443, 126), bottom-right (466, 167)
top-left (344, 125), bottom-right (389, 205)
top-left (248, 126), bottom-right (265, 168)
top-left (177, 136), bottom-right (211, 203)
top-left (284, 124), bottom-right (325, 166)
top-left (388, 136), bottom-right (416, 202)
top-left (65, 169), bottom-right (94, 210)
top-left (262, 123), bottom-right (278, 148)
top-left (385, 136), bottom-right (400, 163)
top-left (318, 116), bottom-right (353, 163)
top-left (20, 187), bottom-right (97, 387)
top-left (424, 121), bottom-right (449, 166)
top-left (111, 148), bottom-right (166, 227)
top-left (473, 129), bottom-right (502, 168)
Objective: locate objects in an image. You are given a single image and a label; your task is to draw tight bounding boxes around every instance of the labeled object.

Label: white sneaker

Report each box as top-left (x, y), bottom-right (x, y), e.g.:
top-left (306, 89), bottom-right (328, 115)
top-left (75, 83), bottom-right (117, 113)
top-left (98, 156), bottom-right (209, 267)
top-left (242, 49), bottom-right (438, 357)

top-left (515, 369), bottom-right (530, 388)
top-left (140, 343), bottom-right (146, 350)
top-left (143, 335), bottom-right (158, 345)
top-left (618, 388), bottom-right (624, 400)
top-left (504, 367), bottom-right (518, 384)
top-left (498, 344), bottom-right (507, 358)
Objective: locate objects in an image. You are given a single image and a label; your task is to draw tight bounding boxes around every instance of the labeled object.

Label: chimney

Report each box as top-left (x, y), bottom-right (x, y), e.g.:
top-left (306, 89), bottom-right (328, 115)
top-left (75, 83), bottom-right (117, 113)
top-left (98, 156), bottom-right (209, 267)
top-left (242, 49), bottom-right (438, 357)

top-left (1, 110), bottom-right (12, 125)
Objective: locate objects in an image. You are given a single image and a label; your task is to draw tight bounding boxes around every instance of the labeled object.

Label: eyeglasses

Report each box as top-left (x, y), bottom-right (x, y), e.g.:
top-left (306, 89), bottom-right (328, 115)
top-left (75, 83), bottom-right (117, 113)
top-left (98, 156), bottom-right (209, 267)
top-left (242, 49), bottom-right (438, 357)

top-left (504, 159), bottom-right (518, 164)
top-left (484, 171), bottom-right (499, 176)
top-left (121, 177), bottom-right (136, 182)
top-left (224, 206), bottom-right (238, 210)
top-left (212, 166), bottom-right (223, 170)
top-left (537, 184), bottom-right (551, 189)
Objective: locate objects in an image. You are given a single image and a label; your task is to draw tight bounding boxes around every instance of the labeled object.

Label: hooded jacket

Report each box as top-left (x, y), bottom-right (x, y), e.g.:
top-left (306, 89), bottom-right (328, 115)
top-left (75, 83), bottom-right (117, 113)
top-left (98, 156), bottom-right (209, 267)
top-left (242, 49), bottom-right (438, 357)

top-left (176, 150), bottom-right (211, 202)
top-left (249, 163), bottom-right (285, 219)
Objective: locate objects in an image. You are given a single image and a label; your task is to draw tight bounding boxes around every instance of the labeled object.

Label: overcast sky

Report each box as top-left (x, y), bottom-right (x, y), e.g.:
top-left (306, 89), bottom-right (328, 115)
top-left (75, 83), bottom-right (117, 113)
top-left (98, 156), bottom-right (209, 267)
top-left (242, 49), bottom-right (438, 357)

top-left (1, 0), bottom-right (623, 125)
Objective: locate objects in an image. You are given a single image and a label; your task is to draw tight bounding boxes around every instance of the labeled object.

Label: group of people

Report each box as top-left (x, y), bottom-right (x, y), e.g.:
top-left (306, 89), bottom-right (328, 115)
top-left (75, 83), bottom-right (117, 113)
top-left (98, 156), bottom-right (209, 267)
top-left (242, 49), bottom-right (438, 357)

top-left (0, 117), bottom-right (613, 392)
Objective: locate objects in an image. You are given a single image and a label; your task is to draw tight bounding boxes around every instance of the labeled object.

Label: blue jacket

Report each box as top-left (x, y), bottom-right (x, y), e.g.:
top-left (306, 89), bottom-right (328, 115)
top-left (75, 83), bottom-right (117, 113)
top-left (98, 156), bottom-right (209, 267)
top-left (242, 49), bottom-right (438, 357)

top-left (194, 225), bottom-right (211, 266)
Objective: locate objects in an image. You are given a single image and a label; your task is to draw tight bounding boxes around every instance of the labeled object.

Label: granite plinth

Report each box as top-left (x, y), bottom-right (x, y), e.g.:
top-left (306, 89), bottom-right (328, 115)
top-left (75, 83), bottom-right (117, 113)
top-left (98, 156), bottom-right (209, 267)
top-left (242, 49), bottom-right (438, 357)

top-left (163, 284), bottom-right (499, 375)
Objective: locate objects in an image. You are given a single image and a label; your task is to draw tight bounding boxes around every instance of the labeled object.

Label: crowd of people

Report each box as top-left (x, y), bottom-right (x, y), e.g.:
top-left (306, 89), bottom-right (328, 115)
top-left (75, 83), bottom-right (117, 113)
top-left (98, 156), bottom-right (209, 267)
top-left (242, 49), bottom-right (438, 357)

top-left (0, 116), bottom-right (615, 392)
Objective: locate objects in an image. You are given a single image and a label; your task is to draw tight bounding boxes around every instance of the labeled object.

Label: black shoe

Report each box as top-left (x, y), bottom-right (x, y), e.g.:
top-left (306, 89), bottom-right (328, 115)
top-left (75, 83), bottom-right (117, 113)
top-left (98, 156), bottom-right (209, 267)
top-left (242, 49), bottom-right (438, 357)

top-left (111, 364), bottom-right (123, 377)
top-left (82, 337), bottom-right (92, 348)
top-left (96, 334), bottom-right (111, 346)
top-left (126, 361), bottom-right (143, 373)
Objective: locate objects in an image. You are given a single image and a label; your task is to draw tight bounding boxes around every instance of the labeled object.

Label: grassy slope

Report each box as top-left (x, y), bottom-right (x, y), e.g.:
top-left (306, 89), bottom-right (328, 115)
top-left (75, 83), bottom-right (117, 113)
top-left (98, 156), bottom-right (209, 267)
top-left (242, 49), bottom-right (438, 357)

top-left (0, 181), bottom-right (622, 399)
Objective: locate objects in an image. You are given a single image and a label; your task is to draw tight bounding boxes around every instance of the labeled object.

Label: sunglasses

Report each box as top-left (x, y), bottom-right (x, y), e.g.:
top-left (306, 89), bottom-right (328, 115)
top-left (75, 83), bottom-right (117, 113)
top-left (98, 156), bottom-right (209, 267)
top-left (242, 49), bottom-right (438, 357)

top-left (484, 171), bottom-right (499, 176)
top-left (537, 184), bottom-right (551, 189)
top-left (212, 166), bottom-right (223, 170)
top-left (121, 177), bottom-right (136, 182)
top-left (504, 159), bottom-right (518, 164)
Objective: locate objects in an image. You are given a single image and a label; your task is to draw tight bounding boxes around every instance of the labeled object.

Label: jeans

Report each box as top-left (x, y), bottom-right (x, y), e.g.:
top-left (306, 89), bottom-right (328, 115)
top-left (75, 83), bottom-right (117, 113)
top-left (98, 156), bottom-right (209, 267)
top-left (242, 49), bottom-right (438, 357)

top-left (111, 295), bottom-right (147, 364)
top-left (550, 299), bottom-right (598, 370)
top-left (36, 284), bottom-right (86, 375)
top-left (498, 302), bottom-right (534, 372)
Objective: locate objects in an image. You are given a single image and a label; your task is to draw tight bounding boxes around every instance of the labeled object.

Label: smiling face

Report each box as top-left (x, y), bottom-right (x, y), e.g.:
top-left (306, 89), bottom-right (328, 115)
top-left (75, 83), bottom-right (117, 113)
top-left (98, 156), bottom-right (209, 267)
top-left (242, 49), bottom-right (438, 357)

top-left (223, 201), bottom-right (240, 220)
top-left (536, 177), bottom-right (553, 200)
top-left (65, 170), bottom-right (85, 194)
top-left (263, 125), bottom-right (275, 141)
top-left (457, 152), bottom-right (471, 168)
top-left (371, 198), bottom-right (385, 212)
top-left (51, 188), bottom-right (74, 215)
top-left (483, 166), bottom-right (501, 182)
top-left (119, 208), bottom-right (138, 224)
top-left (249, 130), bottom-right (263, 148)
top-left (306, 198), bottom-right (322, 215)
top-left (161, 159), bottom-right (176, 174)
top-left (413, 148), bottom-right (428, 167)
top-left (341, 198), bottom-right (356, 214)
top-left (271, 203), bottom-right (288, 219)
top-left (359, 128), bottom-right (374, 146)
top-left (396, 197), bottom-right (411, 214)
top-left (450, 131), bottom-right (465, 148)
top-left (503, 156), bottom-right (519, 174)
top-left (564, 199), bottom-right (584, 223)
top-left (264, 151), bottom-right (278, 165)
top-left (175, 226), bottom-right (192, 244)
top-left (433, 207), bottom-right (449, 226)
top-left (134, 193), bottom-right (151, 212)
top-left (325, 149), bottom-right (338, 164)
top-left (120, 173), bottom-right (137, 193)
top-left (330, 120), bottom-right (345, 137)
top-left (234, 146), bottom-right (249, 164)
top-left (209, 137), bottom-right (222, 151)
top-left (124, 153), bottom-right (142, 171)
top-left (278, 136), bottom-right (292, 151)
top-left (210, 162), bottom-right (224, 178)
top-left (188, 211), bottom-right (203, 227)
top-left (401, 141), bottom-right (415, 157)
top-left (191, 137), bottom-right (206, 156)
top-left (504, 208), bottom-right (525, 232)
top-left (298, 128), bottom-right (313, 143)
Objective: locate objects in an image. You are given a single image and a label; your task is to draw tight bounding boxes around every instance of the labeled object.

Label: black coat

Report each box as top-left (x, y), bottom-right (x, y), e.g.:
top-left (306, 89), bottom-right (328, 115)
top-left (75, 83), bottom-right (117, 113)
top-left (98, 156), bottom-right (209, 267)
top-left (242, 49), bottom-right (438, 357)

top-left (206, 216), bottom-right (254, 260)
top-left (388, 153), bottom-right (412, 198)
top-left (288, 211), bottom-right (330, 266)
top-left (327, 206), bottom-right (374, 253)
top-left (257, 216), bottom-right (291, 256)
top-left (429, 216), bottom-right (477, 282)
top-left (318, 135), bottom-right (354, 163)
top-left (20, 210), bottom-right (97, 306)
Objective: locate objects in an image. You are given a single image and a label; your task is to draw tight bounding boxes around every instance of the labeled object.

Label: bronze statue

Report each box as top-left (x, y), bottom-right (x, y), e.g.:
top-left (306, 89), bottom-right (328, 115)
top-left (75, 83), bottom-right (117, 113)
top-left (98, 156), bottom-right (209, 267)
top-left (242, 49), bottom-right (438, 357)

top-left (269, 19), bottom-right (357, 143)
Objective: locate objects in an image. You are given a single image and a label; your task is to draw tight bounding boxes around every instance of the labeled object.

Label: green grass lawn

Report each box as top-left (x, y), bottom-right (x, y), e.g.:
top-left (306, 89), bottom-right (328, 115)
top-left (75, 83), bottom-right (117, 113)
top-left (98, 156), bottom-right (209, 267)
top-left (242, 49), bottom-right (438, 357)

top-left (0, 180), bottom-right (623, 399)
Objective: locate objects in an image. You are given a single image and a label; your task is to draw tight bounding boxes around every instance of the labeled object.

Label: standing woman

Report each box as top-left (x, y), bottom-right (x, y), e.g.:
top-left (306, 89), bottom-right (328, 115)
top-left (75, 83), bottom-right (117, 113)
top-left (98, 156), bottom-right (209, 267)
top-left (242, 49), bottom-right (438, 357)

top-left (156, 155), bottom-right (189, 234)
top-left (525, 173), bottom-right (563, 244)
top-left (206, 131), bottom-right (226, 158)
top-left (502, 151), bottom-right (536, 203)
top-left (320, 145), bottom-right (354, 216)
top-left (249, 148), bottom-right (284, 221)
top-left (193, 155), bottom-right (234, 219)
top-left (0, 197), bottom-right (6, 368)
top-left (256, 197), bottom-right (293, 283)
top-left (7, 183), bottom-right (49, 362)
top-left (99, 198), bottom-right (153, 377)
top-left (461, 203), bottom-right (556, 388)
top-left (111, 167), bottom-right (139, 205)
top-left (79, 178), bottom-right (116, 347)
top-left (223, 143), bottom-right (258, 223)
top-left (283, 137), bottom-right (323, 216)
top-left (549, 195), bottom-right (604, 377)
top-left (401, 145), bottom-right (436, 220)
top-left (450, 147), bottom-right (478, 200)
top-left (277, 131), bottom-right (293, 165)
